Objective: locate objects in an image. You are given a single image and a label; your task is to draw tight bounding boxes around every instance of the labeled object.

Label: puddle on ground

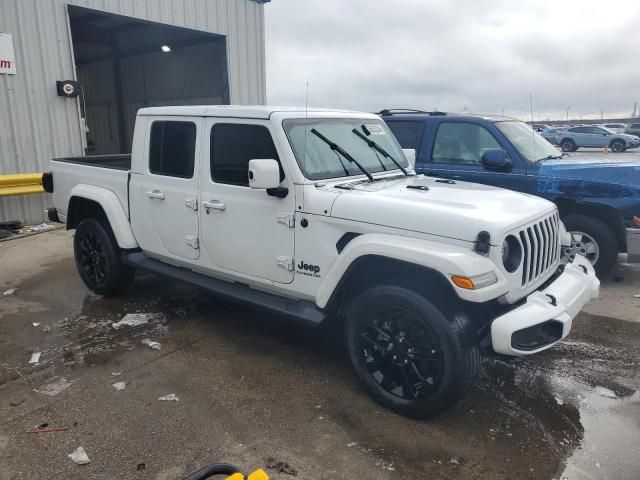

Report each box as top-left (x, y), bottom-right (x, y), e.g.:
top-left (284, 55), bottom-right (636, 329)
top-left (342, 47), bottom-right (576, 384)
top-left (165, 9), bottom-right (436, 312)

top-left (0, 273), bottom-right (208, 390)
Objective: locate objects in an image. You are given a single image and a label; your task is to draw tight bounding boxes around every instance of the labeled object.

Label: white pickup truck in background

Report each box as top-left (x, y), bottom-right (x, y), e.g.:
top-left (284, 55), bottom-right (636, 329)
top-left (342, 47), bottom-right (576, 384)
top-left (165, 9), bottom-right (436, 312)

top-left (44, 106), bottom-right (599, 418)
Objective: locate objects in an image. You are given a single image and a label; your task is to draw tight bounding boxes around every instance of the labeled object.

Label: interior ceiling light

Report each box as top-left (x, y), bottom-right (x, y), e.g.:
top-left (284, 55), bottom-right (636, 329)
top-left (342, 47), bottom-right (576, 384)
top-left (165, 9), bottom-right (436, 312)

top-left (161, 45), bottom-right (171, 53)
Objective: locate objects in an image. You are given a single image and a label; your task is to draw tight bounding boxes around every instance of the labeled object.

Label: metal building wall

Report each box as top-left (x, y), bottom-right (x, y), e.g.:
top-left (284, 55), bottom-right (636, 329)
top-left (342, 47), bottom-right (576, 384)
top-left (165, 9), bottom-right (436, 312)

top-left (0, 0), bottom-right (266, 224)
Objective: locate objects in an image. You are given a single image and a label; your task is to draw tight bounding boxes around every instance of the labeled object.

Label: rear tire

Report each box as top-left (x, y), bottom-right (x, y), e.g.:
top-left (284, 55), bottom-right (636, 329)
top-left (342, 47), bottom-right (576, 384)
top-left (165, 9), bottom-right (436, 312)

top-left (344, 284), bottom-right (479, 419)
top-left (562, 214), bottom-right (618, 276)
top-left (74, 218), bottom-right (134, 296)
top-left (561, 139), bottom-right (577, 152)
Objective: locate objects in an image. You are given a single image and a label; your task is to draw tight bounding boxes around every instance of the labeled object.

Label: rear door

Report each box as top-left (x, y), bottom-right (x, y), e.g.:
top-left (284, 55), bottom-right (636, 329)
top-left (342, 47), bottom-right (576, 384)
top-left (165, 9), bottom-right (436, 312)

top-left (141, 118), bottom-right (202, 260)
top-left (199, 119), bottom-right (295, 283)
top-left (568, 126), bottom-right (591, 146)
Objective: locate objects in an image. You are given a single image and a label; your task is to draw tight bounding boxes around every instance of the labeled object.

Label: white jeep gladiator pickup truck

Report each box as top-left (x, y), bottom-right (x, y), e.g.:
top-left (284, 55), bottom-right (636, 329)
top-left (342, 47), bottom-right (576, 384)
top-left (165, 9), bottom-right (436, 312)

top-left (44, 106), bottom-right (599, 418)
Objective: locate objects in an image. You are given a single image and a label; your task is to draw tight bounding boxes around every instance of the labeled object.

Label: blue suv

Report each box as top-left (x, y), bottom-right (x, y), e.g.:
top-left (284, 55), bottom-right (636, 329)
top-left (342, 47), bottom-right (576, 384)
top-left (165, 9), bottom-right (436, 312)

top-left (381, 109), bottom-right (640, 275)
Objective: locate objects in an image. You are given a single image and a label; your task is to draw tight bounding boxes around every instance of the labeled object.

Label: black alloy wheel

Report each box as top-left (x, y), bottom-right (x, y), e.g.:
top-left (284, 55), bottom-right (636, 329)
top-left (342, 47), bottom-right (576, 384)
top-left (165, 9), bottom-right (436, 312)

top-left (356, 304), bottom-right (444, 401)
top-left (74, 218), bottom-right (134, 295)
top-left (345, 285), bottom-right (479, 418)
top-left (77, 228), bottom-right (108, 287)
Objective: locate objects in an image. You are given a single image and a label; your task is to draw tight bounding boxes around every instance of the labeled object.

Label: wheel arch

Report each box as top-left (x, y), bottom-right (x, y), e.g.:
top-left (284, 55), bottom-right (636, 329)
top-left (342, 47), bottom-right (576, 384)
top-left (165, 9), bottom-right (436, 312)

top-left (324, 255), bottom-right (458, 315)
top-left (556, 198), bottom-right (625, 250)
top-left (609, 137), bottom-right (627, 148)
top-left (67, 185), bottom-right (138, 249)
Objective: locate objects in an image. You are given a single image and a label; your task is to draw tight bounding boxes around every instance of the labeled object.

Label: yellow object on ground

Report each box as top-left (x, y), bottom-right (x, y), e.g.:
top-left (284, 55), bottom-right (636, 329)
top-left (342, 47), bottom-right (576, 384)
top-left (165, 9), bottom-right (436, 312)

top-left (0, 173), bottom-right (44, 196)
top-left (227, 469), bottom-right (269, 480)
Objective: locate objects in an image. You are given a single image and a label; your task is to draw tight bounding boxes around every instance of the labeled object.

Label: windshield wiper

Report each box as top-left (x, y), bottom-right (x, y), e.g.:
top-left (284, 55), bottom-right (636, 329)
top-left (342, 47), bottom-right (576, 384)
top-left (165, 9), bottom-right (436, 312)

top-left (310, 128), bottom-right (374, 182)
top-left (539, 153), bottom-right (566, 161)
top-left (352, 128), bottom-right (409, 176)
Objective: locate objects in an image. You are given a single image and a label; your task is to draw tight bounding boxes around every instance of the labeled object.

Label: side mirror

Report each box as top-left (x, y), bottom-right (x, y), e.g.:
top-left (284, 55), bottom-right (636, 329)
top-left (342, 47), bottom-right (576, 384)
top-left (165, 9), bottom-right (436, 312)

top-left (402, 148), bottom-right (416, 170)
top-left (248, 159), bottom-right (281, 189)
top-left (481, 149), bottom-right (512, 171)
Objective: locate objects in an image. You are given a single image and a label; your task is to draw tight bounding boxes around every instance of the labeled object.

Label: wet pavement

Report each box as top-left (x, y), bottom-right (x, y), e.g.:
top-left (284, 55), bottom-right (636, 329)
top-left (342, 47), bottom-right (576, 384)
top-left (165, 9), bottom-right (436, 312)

top-left (1, 230), bottom-right (639, 480)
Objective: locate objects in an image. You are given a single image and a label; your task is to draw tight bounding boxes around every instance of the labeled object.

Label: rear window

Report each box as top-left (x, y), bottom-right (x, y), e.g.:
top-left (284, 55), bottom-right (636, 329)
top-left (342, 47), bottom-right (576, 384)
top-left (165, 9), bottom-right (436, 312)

top-left (385, 121), bottom-right (425, 153)
top-left (149, 121), bottom-right (196, 178)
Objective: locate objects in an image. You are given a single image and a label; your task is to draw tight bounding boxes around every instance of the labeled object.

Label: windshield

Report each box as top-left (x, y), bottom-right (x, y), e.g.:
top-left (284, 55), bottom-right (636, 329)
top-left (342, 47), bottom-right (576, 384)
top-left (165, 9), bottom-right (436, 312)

top-left (283, 118), bottom-right (408, 180)
top-left (496, 121), bottom-right (560, 162)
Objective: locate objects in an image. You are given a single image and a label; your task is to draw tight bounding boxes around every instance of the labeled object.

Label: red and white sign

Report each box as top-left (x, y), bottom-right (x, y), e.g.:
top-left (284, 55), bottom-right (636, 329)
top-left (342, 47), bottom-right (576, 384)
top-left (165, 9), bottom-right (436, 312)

top-left (0, 33), bottom-right (17, 75)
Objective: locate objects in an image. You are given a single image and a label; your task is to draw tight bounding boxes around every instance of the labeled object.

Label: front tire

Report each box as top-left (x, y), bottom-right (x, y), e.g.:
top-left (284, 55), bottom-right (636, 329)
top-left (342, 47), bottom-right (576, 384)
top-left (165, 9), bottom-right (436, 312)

top-left (344, 285), bottom-right (479, 419)
top-left (610, 139), bottom-right (625, 153)
top-left (74, 218), bottom-right (134, 296)
top-left (562, 214), bottom-right (618, 276)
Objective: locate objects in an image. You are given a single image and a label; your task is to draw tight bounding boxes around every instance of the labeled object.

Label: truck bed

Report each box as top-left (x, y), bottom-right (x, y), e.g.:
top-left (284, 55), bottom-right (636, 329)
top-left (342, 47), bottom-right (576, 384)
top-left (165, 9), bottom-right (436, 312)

top-left (52, 154), bottom-right (131, 171)
top-left (50, 155), bottom-right (132, 220)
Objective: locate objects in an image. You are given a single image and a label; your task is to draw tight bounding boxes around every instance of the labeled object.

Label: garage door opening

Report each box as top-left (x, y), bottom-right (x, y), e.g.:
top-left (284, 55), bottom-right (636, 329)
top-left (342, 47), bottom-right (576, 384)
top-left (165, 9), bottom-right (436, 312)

top-left (68, 5), bottom-right (230, 155)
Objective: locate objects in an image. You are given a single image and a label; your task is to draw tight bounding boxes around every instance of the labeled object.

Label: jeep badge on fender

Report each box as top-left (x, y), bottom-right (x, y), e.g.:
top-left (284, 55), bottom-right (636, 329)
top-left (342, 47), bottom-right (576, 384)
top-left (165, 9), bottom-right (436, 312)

top-left (297, 261), bottom-right (320, 276)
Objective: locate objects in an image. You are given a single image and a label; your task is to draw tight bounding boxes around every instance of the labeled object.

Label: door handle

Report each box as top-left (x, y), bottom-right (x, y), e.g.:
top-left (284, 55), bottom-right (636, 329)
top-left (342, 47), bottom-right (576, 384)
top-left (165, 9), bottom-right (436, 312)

top-left (145, 190), bottom-right (165, 200)
top-left (202, 200), bottom-right (226, 211)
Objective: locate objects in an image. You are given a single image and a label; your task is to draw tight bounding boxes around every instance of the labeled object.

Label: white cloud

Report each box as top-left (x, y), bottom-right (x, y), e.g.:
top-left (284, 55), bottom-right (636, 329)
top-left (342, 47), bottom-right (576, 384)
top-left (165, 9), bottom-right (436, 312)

top-left (265, 0), bottom-right (640, 120)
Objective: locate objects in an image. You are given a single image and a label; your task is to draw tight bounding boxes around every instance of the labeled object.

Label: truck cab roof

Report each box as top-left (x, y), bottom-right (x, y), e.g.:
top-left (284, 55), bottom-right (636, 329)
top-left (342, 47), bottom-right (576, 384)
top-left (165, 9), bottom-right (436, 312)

top-left (137, 105), bottom-right (370, 119)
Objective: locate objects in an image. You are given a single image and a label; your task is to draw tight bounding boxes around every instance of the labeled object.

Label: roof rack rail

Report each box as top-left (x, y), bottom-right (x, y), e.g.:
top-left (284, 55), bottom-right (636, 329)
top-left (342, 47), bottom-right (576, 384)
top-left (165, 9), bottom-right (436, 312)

top-left (378, 109), bottom-right (447, 116)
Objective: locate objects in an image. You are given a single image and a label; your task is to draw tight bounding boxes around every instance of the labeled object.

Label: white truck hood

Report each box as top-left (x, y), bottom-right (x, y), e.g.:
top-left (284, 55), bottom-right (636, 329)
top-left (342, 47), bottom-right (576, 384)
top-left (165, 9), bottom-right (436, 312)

top-left (329, 175), bottom-right (556, 243)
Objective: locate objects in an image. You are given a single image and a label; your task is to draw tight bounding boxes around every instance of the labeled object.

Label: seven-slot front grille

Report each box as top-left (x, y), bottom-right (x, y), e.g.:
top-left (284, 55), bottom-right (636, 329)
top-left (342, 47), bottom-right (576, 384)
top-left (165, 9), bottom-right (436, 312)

top-left (518, 212), bottom-right (560, 287)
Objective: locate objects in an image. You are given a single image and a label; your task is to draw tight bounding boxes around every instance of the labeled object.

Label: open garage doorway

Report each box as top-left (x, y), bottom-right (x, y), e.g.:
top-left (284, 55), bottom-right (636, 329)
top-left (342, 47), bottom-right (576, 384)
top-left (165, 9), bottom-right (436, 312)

top-left (68, 5), bottom-right (230, 155)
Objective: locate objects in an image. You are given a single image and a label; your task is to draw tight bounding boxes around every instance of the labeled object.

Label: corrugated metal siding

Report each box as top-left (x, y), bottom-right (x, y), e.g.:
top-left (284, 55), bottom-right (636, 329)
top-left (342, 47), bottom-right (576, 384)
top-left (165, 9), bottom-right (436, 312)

top-left (0, 0), bottom-right (265, 223)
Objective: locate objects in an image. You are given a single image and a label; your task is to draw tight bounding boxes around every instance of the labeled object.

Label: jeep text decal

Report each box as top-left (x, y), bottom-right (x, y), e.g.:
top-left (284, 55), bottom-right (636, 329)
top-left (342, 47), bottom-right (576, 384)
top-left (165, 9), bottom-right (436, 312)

top-left (297, 261), bottom-right (321, 278)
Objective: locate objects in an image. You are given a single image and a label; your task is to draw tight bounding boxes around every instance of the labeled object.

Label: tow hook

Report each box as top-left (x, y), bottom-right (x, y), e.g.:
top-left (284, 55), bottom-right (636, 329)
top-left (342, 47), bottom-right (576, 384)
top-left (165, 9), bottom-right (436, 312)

top-left (579, 264), bottom-right (588, 274)
top-left (545, 294), bottom-right (558, 306)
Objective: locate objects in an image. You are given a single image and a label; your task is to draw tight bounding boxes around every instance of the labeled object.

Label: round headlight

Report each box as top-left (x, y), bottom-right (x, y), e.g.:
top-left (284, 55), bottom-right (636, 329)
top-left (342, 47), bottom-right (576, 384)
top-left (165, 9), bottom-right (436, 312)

top-left (502, 235), bottom-right (522, 273)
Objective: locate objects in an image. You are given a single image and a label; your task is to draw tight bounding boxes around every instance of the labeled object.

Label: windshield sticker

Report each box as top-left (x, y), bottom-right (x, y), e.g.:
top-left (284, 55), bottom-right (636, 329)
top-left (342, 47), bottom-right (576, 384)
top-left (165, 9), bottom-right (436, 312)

top-left (364, 124), bottom-right (386, 135)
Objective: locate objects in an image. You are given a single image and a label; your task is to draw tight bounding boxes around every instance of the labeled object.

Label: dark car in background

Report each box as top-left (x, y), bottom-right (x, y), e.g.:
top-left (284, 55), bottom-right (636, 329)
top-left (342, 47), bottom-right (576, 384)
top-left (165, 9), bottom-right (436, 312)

top-left (381, 109), bottom-right (640, 275)
top-left (625, 122), bottom-right (640, 138)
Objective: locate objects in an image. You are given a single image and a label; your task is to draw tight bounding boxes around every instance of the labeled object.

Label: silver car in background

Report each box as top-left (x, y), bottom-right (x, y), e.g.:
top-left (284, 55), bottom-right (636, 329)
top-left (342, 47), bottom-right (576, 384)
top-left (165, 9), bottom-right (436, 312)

top-left (540, 126), bottom-right (566, 145)
top-left (598, 123), bottom-right (627, 134)
top-left (556, 125), bottom-right (640, 152)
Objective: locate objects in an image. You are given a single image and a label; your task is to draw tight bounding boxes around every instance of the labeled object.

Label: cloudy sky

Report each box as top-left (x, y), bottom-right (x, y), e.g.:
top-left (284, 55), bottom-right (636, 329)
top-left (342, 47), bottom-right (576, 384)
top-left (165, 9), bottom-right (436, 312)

top-left (265, 0), bottom-right (640, 121)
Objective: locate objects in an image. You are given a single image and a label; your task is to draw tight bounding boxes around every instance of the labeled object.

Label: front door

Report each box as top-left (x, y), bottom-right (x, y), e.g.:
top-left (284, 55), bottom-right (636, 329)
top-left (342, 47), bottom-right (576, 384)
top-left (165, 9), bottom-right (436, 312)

top-left (199, 120), bottom-right (295, 283)
top-left (141, 118), bottom-right (201, 260)
top-left (424, 120), bottom-right (529, 192)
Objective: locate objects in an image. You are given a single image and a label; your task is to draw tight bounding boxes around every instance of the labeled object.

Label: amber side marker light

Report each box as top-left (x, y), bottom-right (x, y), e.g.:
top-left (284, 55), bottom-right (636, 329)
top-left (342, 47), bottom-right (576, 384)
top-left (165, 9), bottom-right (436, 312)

top-left (633, 216), bottom-right (640, 228)
top-left (451, 275), bottom-right (475, 290)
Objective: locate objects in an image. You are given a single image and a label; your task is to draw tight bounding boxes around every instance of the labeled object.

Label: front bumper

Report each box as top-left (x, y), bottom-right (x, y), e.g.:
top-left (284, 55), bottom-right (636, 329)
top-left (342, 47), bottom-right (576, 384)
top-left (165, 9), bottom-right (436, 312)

top-left (491, 254), bottom-right (599, 356)
top-left (627, 227), bottom-right (640, 263)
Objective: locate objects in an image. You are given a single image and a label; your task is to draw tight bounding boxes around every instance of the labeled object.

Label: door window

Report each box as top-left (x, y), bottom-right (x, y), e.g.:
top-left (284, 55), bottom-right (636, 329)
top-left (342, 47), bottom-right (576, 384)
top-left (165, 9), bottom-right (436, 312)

top-left (568, 127), bottom-right (589, 133)
top-left (386, 121), bottom-right (425, 152)
top-left (149, 121), bottom-right (196, 178)
top-left (211, 124), bottom-right (283, 186)
top-left (431, 122), bottom-right (501, 165)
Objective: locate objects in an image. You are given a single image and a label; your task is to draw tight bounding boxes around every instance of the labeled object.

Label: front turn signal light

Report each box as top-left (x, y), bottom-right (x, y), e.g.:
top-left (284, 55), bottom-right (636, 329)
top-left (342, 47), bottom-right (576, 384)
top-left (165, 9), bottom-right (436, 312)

top-left (451, 271), bottom-right (498, 290)
top-left (633, 216), bottom-right (640, 228)
top-left (451, 275), bottom-right (475, 290)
